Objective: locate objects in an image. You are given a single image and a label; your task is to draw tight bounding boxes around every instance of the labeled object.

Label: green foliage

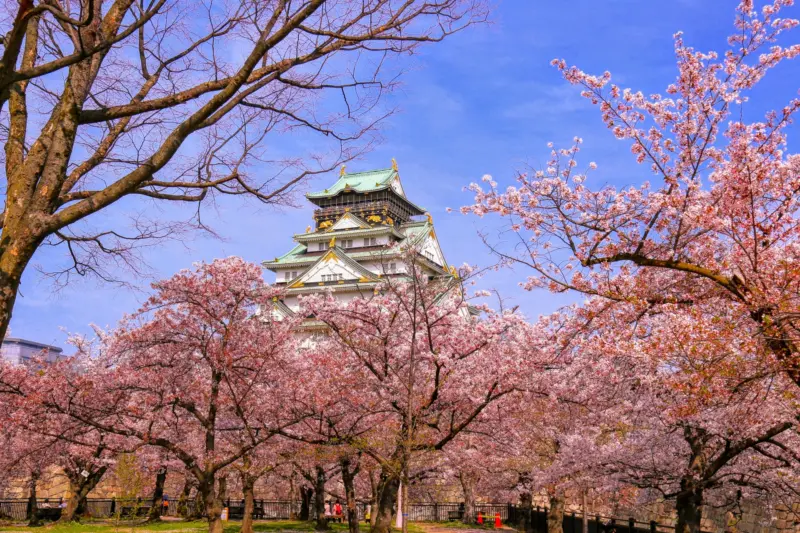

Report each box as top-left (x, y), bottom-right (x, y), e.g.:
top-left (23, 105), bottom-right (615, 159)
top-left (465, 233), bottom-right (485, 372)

top-left (114, 453), bottom-right (146, 500)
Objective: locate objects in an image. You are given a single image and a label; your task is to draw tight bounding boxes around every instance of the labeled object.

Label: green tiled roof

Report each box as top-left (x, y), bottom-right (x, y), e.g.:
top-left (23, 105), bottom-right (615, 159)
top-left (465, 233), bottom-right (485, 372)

top-left (307, 168), bottom-right (397, 199)
top-left (401, 221), bottom-right (431, 244)
top-left (263, 221), bottom-right (433, 269)
top-left (264, 248), bottom-right (397, 268)
top-left (294, 225), bottom-right (404, 243)
top-left (267, 243), bottom-right (306, 265)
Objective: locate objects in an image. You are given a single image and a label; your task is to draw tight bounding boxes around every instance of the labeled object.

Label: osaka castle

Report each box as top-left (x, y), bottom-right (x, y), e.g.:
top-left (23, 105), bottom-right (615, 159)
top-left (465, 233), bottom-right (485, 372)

top-left (263, 160), bottom-right (453, 316)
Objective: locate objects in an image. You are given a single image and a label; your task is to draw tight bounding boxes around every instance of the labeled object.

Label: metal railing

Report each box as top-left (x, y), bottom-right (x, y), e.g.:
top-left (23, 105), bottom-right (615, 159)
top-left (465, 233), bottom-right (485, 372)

top-left (0, 496), bottom-right (678, 533)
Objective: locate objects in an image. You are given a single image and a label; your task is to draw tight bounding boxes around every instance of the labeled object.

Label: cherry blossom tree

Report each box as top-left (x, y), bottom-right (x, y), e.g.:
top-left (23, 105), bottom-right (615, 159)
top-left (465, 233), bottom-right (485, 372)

top-left (464, 0), bottom-right (800, 389)
top-left (299, 261), bottom-right (547, 533)
top-left (0, 369), bottom-right (63, 525)
top-left (534, 300), bottom-right (800, 533)
top-left (0, 355), bottom-right (133, 522)
top-left (463, 5), bottom-right (800, 530)
top-left (46, 257), bottom-right (303, 533)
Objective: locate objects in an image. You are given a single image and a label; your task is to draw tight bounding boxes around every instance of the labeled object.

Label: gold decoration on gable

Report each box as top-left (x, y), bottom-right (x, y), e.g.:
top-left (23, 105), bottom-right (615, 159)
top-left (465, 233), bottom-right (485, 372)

top-left (340, 165), bottom-right (346, 176)
top-left (319, 220), bottom-right (333, 230)
top-left (391, 158), bottom-right (398, 171)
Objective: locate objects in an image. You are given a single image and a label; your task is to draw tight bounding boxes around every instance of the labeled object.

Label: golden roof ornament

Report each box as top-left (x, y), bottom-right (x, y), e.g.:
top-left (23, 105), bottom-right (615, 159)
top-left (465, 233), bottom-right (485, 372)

top-left (340, 165), bottom-right (346, 177)
top-left (391, 158), bottom-right (398, 171)
top-left (426, 212), bottom-right (433, 224)
top-left (305, 226), bottom-right (311, 233)
top-left (329, 236), bottom-right (336, 248)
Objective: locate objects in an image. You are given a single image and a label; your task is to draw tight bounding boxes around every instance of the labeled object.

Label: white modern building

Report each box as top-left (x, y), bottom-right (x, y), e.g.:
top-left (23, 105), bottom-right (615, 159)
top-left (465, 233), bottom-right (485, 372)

top-left (1, 337), bottom-right (66, 366)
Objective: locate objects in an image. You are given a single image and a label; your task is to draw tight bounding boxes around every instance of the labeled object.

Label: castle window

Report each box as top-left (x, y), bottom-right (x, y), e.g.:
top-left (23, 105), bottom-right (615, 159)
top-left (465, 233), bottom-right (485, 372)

top-left (364, 237), bottom-right (377, 246)
top-left (389, 263), bottom-right (397, 273)
top-left (318, 242), bottom-right (328, 251)
top-left (338, 274), bottom-right (344, 281)
top-left (343, 239), bottom-right (354, 248)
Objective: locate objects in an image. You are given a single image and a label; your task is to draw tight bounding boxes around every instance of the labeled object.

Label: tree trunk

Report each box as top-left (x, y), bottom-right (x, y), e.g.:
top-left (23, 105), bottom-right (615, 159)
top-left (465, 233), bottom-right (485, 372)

top-left (193, 488), bottom-right (206, 520)
top-left (148, 467), bottom-right (167, 522)
top-left (178, 477), bottom-right (192, 518)
top-left (371, 471), bottom-right (400, 533)
top-left (341, 457), bottom-right (360, 533)
top-left (369, 471), bottom-right (379, 527)
top-left (314, 466), bottom-right (329, 531)
top-left (27, 470), bottom-right (40, 527)
top-left (582, 490), bottom-right (589, 533)
top-left (203, 476), bottom-right (223, 533)
top-left (300, 486), bottom-right (313, 521)
top-left (59, 467), bottom-right (107, 522)
top-left (459, 472), bottom-right (477, 525)
top-left (401, 476), bottom-right (408, 533)
top-left (290, 472), bottom-right (297, 520)
top-left (242, 474), bottom-right (256, 533)
top-left (519, 492), bottom-right (533, 533)
top-left (675, 484), bottom-right (703, 533)
top-left (0, 235), bottom-right (39, 342)
top-left (547, 492), bottom-right (565, 533)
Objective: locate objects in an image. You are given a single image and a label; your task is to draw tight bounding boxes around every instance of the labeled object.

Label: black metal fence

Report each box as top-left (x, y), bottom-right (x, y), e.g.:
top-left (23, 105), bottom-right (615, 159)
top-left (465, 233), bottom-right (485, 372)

top-left (407, 503), bottom-right (517, 523)
top-left (0, 498), bottom-right (157, 522)
top-left (404, 503), bottom-right (675, 533)
top-left (219, 500), bottom-right (301, 520)
top-left (0, 499), bottom-right (28, 521)
top-left (0, 497), bottom-right (676, 533)
top-left (524, 507), bottom-right (675, 533)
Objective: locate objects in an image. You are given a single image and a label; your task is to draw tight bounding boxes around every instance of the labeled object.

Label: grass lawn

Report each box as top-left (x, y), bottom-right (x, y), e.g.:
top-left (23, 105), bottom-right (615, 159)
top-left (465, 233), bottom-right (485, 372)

top-left (422, 522), bottom-right (497, 530)
top-left (0, 519), bottom-right (433, 533)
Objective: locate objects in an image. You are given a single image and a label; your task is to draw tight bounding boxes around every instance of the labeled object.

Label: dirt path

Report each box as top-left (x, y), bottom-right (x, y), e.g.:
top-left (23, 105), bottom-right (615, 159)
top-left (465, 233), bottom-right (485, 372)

top-left (419, 525), bottom-right (516, 533)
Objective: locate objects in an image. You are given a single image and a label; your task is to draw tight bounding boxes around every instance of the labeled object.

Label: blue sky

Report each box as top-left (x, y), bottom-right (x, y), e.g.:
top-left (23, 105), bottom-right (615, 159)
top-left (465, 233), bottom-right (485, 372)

top-left (11, 1), bottom-right (800, 349)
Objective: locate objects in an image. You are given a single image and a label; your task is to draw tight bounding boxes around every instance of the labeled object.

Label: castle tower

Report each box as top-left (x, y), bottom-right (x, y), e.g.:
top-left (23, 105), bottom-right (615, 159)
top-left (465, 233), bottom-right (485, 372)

top-left (263, 160), bottom-right (452, 316)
